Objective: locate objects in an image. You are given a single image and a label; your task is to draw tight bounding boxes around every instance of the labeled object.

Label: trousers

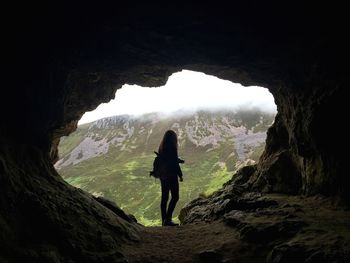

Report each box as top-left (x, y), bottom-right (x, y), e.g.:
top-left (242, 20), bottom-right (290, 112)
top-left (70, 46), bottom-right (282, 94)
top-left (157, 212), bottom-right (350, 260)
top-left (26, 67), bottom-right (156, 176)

top-left (160, 177), bottom-right (179, 222)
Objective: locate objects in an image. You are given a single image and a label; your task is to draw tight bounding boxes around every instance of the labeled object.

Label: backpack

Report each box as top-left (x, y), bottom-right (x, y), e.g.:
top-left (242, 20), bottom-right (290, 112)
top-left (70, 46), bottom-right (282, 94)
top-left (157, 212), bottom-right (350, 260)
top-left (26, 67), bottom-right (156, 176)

top-left (149, 151), bottom-right (163, 179)
top-left (149, 151), bottom-right (185, 179)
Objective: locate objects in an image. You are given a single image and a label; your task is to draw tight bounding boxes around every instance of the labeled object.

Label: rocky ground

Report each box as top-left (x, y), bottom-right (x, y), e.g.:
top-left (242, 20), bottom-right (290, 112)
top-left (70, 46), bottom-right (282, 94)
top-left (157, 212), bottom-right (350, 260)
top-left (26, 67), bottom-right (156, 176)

top-left (121, 193), bottom-right (350, 263)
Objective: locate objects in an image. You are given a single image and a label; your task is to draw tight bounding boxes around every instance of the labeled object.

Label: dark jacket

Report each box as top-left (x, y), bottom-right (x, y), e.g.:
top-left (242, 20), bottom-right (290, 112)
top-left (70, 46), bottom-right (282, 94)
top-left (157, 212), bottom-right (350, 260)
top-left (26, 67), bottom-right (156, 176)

top-left (158, 153), bottom-right (183, 181)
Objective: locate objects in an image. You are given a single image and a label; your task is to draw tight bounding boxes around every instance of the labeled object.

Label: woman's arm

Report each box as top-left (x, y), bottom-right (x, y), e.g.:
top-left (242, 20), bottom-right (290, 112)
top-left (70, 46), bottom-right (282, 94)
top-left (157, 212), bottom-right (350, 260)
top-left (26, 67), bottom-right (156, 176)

top-left (176, 162), bottom-right (183, 181)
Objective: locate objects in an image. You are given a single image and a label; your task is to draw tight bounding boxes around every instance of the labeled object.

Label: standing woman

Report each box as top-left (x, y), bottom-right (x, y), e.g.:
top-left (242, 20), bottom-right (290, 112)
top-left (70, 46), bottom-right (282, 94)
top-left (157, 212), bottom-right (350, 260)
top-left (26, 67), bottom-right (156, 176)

top-left (157, 130), bottom-right (183, 226)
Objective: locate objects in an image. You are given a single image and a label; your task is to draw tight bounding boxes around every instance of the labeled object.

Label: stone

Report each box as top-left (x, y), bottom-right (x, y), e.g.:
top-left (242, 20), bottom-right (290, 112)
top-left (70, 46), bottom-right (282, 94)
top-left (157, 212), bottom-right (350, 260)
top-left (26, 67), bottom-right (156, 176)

top-left (93, 196), bottom-right (138, 223)
top-left (238, 220), bottom-right (307, 243)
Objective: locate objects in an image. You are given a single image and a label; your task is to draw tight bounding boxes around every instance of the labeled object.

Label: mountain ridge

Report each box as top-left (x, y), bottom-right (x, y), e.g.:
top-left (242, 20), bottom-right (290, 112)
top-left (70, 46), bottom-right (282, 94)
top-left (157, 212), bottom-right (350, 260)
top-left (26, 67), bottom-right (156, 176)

top-left (56, 109), bottom-right (275, 225)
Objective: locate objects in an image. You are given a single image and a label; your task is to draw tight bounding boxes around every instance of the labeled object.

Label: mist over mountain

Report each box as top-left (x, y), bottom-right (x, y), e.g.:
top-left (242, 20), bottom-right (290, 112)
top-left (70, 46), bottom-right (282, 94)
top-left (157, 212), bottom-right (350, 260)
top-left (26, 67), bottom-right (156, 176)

top-left (78, 70), bottom-right (277, 125)
top-left (56, 109), bottom-right (275, 225)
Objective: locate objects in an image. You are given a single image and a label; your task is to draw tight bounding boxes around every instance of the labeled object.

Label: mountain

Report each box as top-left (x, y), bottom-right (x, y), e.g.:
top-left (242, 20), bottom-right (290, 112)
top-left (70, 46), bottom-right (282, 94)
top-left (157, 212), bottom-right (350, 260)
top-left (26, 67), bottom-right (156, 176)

top-left (56, 109), bottom-right (275, 225)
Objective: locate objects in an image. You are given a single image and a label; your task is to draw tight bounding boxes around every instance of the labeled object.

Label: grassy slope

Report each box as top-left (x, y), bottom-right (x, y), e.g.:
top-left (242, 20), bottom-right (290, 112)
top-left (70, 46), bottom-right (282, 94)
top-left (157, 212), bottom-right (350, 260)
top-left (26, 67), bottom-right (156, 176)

top-left (58, 111), bottom-right (274, 226)
top-left (59, 123), bottom-right (90, 154)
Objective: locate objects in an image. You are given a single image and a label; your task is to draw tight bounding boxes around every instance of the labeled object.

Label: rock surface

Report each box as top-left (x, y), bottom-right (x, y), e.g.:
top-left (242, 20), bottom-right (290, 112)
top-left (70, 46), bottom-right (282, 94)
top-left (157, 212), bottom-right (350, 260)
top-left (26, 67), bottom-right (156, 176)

top-left (122, 194), bottom-right (350, 263)
top-left (4, 2), bottom-right (348, 201)
top-left (0, 146), bottom-right (141, 262)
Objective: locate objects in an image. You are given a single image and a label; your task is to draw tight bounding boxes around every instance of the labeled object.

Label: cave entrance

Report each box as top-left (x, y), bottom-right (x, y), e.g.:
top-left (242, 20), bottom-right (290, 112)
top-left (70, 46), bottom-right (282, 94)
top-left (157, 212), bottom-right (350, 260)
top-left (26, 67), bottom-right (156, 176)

top-left (55, 70), bottom-right (277, 226)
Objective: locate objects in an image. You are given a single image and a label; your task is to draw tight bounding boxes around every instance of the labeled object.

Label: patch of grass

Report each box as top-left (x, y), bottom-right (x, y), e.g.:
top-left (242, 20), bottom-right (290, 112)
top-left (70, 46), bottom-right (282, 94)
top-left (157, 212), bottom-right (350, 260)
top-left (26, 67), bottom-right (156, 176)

top-left (204, 165), bottom-right (233, 196)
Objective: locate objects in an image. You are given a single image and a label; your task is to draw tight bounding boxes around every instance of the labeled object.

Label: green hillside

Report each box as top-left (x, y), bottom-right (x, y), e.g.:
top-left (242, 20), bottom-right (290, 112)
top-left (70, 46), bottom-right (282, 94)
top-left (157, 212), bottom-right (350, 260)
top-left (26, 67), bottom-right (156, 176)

top-left (56, 110), bottom-right (275, 226)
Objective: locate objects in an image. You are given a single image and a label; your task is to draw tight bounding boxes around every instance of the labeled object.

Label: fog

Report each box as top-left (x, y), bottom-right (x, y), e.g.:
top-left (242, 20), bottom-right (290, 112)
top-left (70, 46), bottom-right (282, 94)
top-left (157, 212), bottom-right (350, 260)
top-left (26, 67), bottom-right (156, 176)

top-left (79, 70), bottom-right (277, 124)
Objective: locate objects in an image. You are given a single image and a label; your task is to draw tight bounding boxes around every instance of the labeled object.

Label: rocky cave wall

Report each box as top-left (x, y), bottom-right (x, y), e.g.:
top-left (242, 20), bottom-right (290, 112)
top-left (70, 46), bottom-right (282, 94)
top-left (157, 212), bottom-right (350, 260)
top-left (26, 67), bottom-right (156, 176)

top-left (1, 1), bottom-right (348, 261)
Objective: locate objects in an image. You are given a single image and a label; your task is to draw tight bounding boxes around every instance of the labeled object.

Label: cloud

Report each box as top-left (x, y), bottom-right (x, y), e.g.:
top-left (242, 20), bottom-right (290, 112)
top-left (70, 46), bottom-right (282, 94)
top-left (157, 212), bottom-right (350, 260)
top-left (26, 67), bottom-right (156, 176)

top-left (79, 70), bottom-right (277, 124)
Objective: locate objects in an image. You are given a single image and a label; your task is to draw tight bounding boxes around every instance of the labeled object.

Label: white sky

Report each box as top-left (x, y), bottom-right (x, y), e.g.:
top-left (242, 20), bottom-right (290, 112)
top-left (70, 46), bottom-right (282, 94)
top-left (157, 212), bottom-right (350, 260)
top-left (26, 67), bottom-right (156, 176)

top-left (79, 70), bottom-right (277, 124)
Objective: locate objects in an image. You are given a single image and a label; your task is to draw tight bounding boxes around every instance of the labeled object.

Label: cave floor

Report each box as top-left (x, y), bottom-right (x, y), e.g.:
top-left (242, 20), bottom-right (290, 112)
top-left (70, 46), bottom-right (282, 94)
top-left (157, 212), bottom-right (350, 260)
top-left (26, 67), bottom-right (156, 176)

top-left (122, 221), bottom-right (244, 263)
top-left (120, 194), bottom-right (350, 263)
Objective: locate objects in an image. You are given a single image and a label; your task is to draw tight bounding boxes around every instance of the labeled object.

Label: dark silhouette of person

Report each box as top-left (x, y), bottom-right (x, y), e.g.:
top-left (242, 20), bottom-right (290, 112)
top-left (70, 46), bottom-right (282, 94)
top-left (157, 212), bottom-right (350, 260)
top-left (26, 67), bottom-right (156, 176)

top-left (157, 130), bottom-right (184, 226)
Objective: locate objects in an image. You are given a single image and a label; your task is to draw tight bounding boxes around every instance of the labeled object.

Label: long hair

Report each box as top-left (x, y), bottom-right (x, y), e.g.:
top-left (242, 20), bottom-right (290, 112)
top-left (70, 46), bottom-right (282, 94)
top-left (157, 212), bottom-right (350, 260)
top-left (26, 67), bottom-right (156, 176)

top-left (158, 130), bottom-right (178, 158)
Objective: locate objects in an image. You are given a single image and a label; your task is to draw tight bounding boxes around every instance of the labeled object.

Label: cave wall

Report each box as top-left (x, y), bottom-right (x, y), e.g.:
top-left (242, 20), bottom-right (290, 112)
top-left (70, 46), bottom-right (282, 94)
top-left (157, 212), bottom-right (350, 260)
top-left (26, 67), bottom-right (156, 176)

top-left (251, 83), bottom-right (347, 198)
top-left (1, 1), bottom-right (348, 260)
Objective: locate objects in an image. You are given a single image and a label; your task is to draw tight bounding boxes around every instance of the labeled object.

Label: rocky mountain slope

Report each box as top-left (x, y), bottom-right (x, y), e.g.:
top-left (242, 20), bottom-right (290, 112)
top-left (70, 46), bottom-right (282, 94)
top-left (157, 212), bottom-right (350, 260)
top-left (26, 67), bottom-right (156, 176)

top-left (56, 110), bottom-right (275, 225)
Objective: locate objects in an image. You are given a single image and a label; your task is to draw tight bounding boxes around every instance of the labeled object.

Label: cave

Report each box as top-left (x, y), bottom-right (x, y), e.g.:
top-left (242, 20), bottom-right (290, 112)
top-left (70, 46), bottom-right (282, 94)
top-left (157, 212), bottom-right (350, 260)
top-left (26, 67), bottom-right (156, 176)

top-left (2, 2), bottom-right (349, 262)
top-left (56, 70), bottom-right (276, 226)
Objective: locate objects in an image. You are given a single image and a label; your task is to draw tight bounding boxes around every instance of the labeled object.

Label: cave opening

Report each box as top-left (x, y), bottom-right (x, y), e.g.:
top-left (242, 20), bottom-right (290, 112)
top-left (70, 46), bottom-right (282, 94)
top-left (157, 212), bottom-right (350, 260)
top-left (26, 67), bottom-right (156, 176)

top-left (3, 2), bottom-right (350, 261)
top-left (55, 70), bottom-right (277, 226)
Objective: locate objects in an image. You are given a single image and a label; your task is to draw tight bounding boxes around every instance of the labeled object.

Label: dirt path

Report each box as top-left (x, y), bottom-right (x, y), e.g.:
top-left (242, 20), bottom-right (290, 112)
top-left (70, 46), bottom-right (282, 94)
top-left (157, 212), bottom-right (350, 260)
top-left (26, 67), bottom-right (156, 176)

top-left (121, 221), bottom-right (264, 263)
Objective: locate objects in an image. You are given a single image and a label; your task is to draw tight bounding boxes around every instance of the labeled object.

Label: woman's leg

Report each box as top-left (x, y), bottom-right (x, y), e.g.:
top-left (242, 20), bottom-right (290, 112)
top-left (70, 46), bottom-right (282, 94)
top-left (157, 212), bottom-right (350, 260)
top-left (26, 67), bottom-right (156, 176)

top-left (166, 179), bottom-right (179, 221)
top-left (160, 180), bottom-right (170, 223)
